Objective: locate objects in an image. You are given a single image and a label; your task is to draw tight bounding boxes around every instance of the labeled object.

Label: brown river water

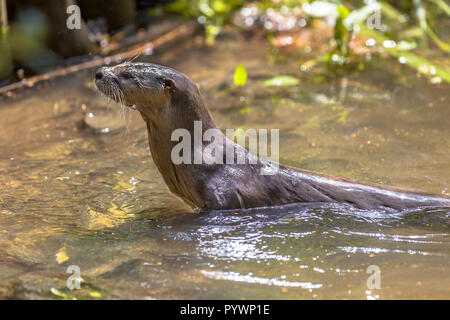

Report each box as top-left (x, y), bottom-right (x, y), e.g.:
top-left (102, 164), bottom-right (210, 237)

top-left (0, 34), bottom-right (449, 299)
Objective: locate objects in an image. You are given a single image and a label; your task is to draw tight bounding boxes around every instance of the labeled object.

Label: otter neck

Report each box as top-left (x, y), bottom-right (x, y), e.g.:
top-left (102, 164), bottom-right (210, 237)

top-left (140, 92), bottom-right (219, 209)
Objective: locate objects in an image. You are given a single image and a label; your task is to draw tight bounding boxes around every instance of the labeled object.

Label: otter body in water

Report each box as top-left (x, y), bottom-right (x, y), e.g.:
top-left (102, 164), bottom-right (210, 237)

top-left (95, 62), bottom-right (450, 211)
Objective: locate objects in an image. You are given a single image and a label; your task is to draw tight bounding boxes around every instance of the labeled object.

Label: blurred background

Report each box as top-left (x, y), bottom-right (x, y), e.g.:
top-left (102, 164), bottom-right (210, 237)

top-left (0, 0), bottom-right (449, 85)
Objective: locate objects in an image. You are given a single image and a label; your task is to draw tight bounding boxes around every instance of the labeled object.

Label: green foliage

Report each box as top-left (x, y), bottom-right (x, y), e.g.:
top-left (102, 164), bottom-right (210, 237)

top-left (412, 0), bottom-right (449, 52)
top-left (357, 24), bottom-right (450, 82)
top-left (157, 0), bottom-right (245, 44)
top-left (428, 0), bottom-right (450, 16)
top-left (155, 0), bottom-right (449, 82)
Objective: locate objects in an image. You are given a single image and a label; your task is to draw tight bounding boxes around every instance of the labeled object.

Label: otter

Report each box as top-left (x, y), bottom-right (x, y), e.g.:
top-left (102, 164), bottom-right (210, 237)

top-left (94, 62), bottom-right (450, 212)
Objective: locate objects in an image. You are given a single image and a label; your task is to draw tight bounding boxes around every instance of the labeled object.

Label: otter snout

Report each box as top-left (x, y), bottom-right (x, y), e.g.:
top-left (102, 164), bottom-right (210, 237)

top-left (94, 66), bottom-right (130, 105)
top-left (95, 70), bottom-right (103, 80)
top-left (94, 67), bottom-right (117, 89)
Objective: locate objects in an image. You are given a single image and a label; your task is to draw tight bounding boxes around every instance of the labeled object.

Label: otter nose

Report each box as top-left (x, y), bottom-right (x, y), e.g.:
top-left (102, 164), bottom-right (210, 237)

top-left (95, 70), bottom-right (103, 80)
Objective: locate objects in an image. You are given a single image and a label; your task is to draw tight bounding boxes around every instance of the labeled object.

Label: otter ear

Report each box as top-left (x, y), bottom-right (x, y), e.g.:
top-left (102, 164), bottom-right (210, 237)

top-left (162, 78), bottom-right (175, 90)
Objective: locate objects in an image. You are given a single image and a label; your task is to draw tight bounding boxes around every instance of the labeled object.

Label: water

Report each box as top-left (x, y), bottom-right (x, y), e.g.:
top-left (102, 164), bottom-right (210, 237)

top-left (0, 34), bottom-right (449, 299)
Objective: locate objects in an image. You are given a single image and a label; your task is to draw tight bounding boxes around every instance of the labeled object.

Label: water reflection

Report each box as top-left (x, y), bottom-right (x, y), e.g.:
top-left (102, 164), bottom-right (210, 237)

top-left (149, 202), bottom-right (449, 298)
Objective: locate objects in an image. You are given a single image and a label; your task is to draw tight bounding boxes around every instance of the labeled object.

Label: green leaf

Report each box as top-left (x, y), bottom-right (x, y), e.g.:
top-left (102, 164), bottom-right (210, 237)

top-left (51, 288), bottom-right (68, 298)
top-left (89, 291), bottom-right (102, 298)
top-left (337, 5), bottom-right (350, 18)
top-left (426, 26), bottom-right (450, 52)
top-left (263, 76), bottom-right (299, 87)
top-left (50, 288), bottom-right (76, 300)
top-left (233, 64), bottom-right (247, 87)
top-left (212, 0), bottom-right (228, 13)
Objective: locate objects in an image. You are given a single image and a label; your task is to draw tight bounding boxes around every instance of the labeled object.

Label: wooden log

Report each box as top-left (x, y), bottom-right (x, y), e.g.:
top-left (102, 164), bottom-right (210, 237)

top-left (0, 22), bottom-right (196, 94)
top-left (0, 0), bottom-right (13, 81)
top-left (0, 0), bottom-right (7, 28)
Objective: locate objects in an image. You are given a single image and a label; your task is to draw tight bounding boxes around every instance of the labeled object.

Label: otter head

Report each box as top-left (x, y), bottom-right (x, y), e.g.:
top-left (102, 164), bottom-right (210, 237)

top-left (95, 62), bottom-right (194, 119)
top-left (95, 62), bottom-right (216, 134)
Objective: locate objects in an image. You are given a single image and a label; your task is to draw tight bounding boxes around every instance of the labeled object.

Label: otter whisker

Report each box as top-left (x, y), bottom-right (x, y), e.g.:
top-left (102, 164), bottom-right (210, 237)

top-left (112, 82), bottom-right (131, 133)
top-left (106, 85), bottom-right (113, 106)
top-left (126, 52), bottom-right (142, 64)
top-left (135, 81), bottom-right (154, 90)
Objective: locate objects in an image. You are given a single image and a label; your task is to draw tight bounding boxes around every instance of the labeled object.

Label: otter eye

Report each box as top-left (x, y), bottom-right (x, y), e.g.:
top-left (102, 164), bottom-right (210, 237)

top-left (162, 78), bottom-right (175, 90)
